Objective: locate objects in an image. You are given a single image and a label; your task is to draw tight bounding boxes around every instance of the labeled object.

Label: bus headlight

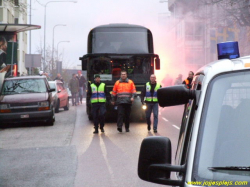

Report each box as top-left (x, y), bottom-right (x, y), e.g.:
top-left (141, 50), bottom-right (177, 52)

top-left (142, 104), bottom-right (147, 110)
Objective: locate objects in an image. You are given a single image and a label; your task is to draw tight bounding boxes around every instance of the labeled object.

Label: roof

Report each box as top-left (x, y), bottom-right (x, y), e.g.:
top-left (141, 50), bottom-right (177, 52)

top-left (0, 24), bottom-right (41, 33)
top-left (5, 75), bottom-right (46, 80)
top-left (196, 55), bottom-right (250, 84)
top-left (93, 23), bottom-right (148, 30)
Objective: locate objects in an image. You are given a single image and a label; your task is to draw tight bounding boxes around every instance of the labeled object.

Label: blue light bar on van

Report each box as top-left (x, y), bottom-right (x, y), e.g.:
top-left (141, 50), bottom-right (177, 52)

top-left (217, 41), bottom-right (240, 60)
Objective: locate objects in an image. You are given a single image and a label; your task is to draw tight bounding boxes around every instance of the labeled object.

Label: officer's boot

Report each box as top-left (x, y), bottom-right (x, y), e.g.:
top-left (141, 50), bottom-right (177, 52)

top-left (93, 127), bottom-right (99, 134)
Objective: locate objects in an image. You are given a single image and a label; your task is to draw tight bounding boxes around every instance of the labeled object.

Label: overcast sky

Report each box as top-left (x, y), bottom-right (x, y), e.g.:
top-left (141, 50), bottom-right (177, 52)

top-left (30, 0), bottom-right (169, 71)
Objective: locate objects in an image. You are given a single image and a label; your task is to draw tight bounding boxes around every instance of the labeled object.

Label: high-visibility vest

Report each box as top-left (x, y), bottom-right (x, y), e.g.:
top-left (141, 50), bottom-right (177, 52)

top-left (184, 79), bottom-right (190, 88)
top-left (112, 79), bottom-right (136, 98)
top-left (90, 83), bottom-right (106, 103)
top-left (145, 82), bottom-right (161, 102)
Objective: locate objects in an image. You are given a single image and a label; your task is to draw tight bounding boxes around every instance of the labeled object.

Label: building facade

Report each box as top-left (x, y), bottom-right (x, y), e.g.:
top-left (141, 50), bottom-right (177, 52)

top-left (0, 0), bottom-right (28, 74)
top-left (167, 0), bottom-right (250, 72)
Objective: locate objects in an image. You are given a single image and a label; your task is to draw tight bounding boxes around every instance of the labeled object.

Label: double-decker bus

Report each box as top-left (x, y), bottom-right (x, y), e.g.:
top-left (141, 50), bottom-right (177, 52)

top-left (80, 24), bottom-right (160, 120)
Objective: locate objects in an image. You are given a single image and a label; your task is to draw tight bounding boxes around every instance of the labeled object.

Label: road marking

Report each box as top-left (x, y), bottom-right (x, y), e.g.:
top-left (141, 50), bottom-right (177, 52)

top-left (162, 117), bottom-right (168, 122)
top-left (172, 125), bottom-right (180, 130)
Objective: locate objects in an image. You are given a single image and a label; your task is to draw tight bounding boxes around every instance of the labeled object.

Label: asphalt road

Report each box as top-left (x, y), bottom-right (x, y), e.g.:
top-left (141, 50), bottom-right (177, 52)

top-left (0, 101), bottom-right (183, 187)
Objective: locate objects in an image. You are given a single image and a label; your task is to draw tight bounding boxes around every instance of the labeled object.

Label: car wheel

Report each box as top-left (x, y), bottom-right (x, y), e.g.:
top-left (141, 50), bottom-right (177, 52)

top-left (47, 108), bottom-right (55, 126)
top-left (55, 99), bottom-right (60, 113)
top-left (64, 98), bottom-right (69, 110)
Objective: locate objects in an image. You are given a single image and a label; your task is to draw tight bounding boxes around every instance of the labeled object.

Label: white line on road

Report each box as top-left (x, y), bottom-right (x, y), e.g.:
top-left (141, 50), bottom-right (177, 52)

top-left (162, 117), bottom-right (168, 122)
top-left (172, 125), bottom-right (180, 130)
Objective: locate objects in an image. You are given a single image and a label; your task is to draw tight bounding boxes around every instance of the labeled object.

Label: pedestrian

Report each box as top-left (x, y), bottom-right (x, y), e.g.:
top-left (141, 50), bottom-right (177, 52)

top-left (141, 74), bottom-right (161, 133)
top-left (174, 74), bottom-right (183, 85)
top-left (77, 71), bottom-right (86, 104)
top-left (161, 74), bottom-right (173, 87)
top-left (182, 71), bottom-right (194, 89)
top-left (54, 73), bottom-right (64, 83)
top-left (111, 70), bottom-right (136, 132)
top-left (69, 73), bottom-right (79, 106)
top-left (87, 74), bottom-right (109, 134)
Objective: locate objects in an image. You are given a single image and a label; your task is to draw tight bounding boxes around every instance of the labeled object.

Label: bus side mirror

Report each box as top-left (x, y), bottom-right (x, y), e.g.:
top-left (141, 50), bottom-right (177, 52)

top-left (80, 57), bottom-right (87, 70)
top-left (155, 58), bottom-right (160, 70)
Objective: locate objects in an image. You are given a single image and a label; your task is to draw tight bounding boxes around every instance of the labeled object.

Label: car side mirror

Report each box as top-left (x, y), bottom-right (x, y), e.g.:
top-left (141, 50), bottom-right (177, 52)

top-left (155, 58), bottom-right (160, 70)
top-left (57, 90), bottom-right (61, 93)
top-left (157, 85), bottom-right (196, 107)
top-left (138, 136), bottom-right (185, 186)
top-left (49, 88), bottom-right (55, 92)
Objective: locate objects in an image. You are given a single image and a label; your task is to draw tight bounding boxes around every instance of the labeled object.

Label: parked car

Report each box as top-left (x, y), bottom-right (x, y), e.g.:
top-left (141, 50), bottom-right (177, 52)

top-left (0, 76), bottom-right (55, 126)
top-left (49, 80), bottom-right (69, 113)
top-left (66, 88), bottom-right (72, 99)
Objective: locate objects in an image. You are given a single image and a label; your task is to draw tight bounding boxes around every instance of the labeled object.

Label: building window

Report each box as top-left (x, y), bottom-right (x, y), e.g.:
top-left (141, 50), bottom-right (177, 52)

top-left (23, 51), bottom-right (25, 63)
top-left (14, 0), bottom-right (19, 6)
top-left (0, 0), bottom-right (2, 6)
top-left (0, 8), bottom-right (3, 22)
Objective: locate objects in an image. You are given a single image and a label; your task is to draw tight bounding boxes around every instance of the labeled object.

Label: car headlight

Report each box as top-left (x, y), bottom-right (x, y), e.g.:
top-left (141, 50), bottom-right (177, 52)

top-left (0, 104), bottom-right (10, 109)
top-left (39, 101), bottom-right (49, 107)
top-left (38, 101), bottom-right (50, 111)
top-left (0, 104), bottom-right (11, 113)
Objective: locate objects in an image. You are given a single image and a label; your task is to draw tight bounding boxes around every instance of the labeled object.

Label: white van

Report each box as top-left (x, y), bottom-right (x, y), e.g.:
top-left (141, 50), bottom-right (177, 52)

top-left (138, 42), bottom-right (250, 187)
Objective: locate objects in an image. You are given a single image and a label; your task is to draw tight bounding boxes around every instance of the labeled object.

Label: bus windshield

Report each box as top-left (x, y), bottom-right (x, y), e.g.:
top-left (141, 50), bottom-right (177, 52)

top-left (92, 27), bottom-right (149, 54)
top-left (90, 56), bottom-right (152, 83)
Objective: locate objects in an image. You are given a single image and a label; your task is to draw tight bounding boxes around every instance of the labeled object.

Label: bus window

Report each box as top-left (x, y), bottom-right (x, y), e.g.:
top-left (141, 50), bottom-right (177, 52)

top-left (92, 59), bottom-right (111, 74)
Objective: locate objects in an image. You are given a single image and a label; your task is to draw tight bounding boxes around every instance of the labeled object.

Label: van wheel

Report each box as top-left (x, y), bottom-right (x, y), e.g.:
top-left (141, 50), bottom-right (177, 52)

top-left (64, 98), bottom-right (69, 110)
top-left (55, 100), bottom-right (60, 113)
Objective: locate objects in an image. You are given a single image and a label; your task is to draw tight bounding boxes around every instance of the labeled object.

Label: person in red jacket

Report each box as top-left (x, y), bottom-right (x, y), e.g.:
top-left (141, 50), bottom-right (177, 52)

top-left (111, 70), bottom-right (136, 132)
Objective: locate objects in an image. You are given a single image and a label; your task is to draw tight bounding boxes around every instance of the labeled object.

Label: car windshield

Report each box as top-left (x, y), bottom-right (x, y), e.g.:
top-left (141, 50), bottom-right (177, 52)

top-left (1, 79), bottom-right (47, 95)
top-left (49, 82), bottom-right (56, 90)
top-left (193, 71), bottom-right (250, 182)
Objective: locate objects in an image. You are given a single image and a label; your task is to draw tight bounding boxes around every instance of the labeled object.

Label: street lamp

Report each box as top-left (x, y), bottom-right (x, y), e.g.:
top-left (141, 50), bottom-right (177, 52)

top-left (57, 41), bottom-right (70, 61)
top-left (52, 24), bottom-right (66, 70)
top-left (43, 0), bottom-right (77, 72)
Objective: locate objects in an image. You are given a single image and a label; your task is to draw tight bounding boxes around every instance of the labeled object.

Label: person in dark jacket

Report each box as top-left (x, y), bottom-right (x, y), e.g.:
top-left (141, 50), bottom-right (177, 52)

top-left (182, 71), bottom-right (194, 89)
top-left (77, 72), bottom-right (86, 104)
top-left (69, 74), bottom-right (79, 106)
top-left (87, 74), bottom-right (109, 134)
top-left (141, 74), bottom-right (162, 133)
top-left (54, 73), bottom-right (64, 83)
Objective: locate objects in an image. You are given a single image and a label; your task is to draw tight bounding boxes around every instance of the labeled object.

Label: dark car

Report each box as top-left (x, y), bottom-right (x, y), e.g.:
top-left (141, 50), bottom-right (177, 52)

top-left (49, 80), bottom-right (69, 113)
top-left (0, 76), bottom-right (55, 126)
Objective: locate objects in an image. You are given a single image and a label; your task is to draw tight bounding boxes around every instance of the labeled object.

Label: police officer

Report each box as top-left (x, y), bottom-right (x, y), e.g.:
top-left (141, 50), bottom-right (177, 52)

top-left (141, 74), bottom-right (161, 133)
top-left (111, 70), bottom-right (136, 132)
top-left (87, 74), bottom-right (109, 134)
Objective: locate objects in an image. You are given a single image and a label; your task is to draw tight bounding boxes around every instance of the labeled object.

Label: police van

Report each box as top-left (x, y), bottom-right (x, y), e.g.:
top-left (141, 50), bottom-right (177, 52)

top-left (138, 41), bottom-right (250, 187)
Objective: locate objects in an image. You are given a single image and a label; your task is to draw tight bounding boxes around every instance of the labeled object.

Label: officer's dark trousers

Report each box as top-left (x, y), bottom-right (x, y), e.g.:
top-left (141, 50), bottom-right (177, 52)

top-left (91, 103), bottom-right (106, 129)
top-left (117, 104), bottom-right (131, 129)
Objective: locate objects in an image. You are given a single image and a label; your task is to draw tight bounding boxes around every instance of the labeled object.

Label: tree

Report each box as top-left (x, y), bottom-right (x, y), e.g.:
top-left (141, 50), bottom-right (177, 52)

top-left (4, 0), bottom-right (27, 13)
top-left (199, 0), bottom-right (250, 27)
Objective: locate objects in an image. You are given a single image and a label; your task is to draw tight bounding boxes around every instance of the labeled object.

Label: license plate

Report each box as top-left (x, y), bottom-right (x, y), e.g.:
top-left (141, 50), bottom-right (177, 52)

top-left (21, 114), bottom-right (29, 118)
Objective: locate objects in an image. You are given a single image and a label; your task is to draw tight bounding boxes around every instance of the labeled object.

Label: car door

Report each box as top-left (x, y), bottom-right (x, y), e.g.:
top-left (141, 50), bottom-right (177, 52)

top-left (57, 83), bottom-right (67, 107)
